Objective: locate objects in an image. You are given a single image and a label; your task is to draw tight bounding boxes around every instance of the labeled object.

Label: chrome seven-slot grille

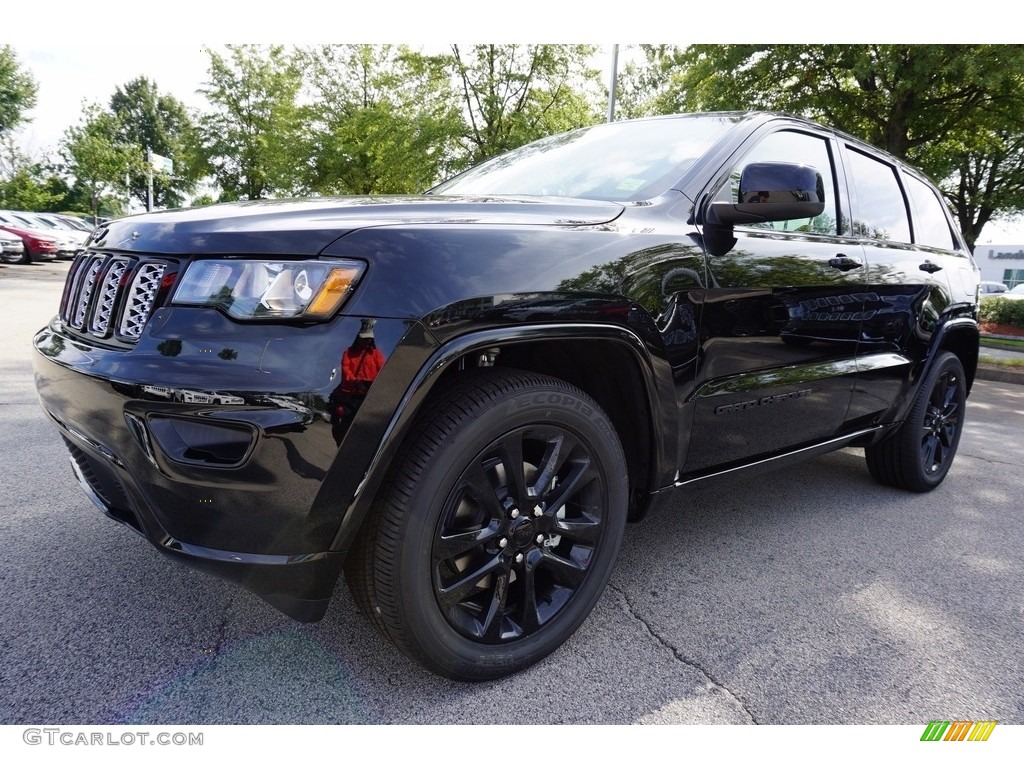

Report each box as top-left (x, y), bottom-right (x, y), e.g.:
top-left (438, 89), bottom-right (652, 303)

top-left (60, 252), bottom-right (174, 342)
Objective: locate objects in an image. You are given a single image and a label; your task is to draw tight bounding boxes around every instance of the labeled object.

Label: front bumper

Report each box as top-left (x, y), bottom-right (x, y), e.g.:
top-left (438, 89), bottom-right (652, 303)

top-left (33, 309), bottom-right (413, 621)
top-left (58, 423), bottom-right (344, 621)
top-left (30, 247), bottom-right (59, 261)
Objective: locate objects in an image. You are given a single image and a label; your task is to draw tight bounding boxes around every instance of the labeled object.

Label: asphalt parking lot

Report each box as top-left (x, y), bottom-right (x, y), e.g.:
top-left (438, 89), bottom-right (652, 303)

top-left (1, 259), bottom-right (1022, 725)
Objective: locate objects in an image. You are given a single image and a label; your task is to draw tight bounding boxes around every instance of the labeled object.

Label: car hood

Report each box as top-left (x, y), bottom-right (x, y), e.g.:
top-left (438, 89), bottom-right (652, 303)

top-left (0, 224), bottom-right (58, 241)
top-left (40, 231), bottom-right (81, 247)
top-left (87, 196), bottom-right (626, 256)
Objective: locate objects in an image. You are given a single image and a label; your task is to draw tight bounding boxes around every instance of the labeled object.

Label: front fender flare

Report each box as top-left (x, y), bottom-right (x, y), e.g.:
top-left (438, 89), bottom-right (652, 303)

top-left (322, 322), bottom-right (673, 555)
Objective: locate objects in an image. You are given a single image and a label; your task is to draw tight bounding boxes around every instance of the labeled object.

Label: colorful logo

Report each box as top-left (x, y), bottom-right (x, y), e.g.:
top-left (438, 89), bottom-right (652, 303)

top-left (920, 721), bottom-right (997, 742)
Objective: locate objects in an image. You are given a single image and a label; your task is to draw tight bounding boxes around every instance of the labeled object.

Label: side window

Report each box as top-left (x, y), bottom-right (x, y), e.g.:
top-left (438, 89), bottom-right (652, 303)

top-left (1004, 269), bottom-right (1024, 289)
top-left (904, 174), bottom-right (956, 250)
top-left (846, 148), bottom-right (912, 243)
top-left (717, 130), bottom-right (840, 235)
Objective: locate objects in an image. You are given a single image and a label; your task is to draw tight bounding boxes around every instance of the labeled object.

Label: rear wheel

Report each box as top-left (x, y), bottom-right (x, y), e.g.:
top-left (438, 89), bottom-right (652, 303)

top-left (865, 351), bottom-right (966, 492)
top-left (345, 369), bottom-right (628, 680)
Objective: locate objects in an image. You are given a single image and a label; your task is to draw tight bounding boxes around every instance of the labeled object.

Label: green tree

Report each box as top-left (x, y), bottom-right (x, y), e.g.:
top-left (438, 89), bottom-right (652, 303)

top-left (0, 46), bottom-right (46, 207)
top-left (917, 120), bottom-right (1024, 247)
top-left (301, 44), bottom-right (461, 194)
top-left (60, 104), bottom-right (135, 219)
top-left (109, 76), bottom-right (202, 209)
top-left (0, 45), bottom-right (37, 139)
top-left (197, 45), bottom-right (305, 201)
top-left (0, 137), bottom-right (59, 209)
top-left (612, 46), bottom-right (672, 120)
top-left (0, 166), bottom-right (62, 211)
top-left (436, 44), bottom-right (603, 166)
top-left (650, 44), bottom-right (1024, 248)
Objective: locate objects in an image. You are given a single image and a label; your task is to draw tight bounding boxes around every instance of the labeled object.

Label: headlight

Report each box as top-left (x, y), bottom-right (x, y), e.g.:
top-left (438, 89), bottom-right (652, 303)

top-left (172, 258), bottom-right (365, 320)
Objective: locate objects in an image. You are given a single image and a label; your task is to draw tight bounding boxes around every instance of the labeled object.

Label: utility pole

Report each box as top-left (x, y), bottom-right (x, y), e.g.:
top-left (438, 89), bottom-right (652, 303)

top-left (146, 147), bottom-right (154, 212)
top-left (607, 45), bottom-right (619, 123)
top-left (145, 148), bottom-right (173, 213)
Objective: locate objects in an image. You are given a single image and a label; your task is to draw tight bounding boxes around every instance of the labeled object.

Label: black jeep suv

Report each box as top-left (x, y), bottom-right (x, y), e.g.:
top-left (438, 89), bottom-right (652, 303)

top-left (33, 112), bottom-right (980, 681)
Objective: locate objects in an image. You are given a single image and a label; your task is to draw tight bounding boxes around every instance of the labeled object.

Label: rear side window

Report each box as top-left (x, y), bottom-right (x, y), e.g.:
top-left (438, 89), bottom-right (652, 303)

top-left (846, 148), bottom-right (912, 243)
top-left (905, 174), bottom-right (956, 250)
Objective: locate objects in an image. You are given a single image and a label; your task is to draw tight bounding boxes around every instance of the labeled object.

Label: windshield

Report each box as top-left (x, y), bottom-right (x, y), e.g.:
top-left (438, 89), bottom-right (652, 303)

top-left (431, 115), bottom-right (738, 202)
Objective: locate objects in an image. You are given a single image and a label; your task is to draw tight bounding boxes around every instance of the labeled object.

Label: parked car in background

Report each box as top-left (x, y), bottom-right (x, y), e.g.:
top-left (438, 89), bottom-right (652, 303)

top-left (979, 281), bottom-right (1009, 295)
top-left (1002, 284), bottom-right (1024, 300)
top-left (49, 213), bottom-right (97, 235)
top-left (33, 212), bottom-right (91, 235)
top-left (33, 111), bottom-right (980, 681)
top-left (0, 231), bottom-right (26, 264)
top-left (2, 211), bottom-right (85, 259)
top-left (0, 214), bottom-right (58, 264)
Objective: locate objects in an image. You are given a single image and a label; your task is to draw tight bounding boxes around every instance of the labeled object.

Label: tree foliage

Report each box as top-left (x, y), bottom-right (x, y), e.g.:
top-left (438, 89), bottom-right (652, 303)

top-left (664, 45), bottom-right (1020, 158)
top-left (643, 44), bottom-right (1024, 248)
top-left (301, 45), bottom-right (461, 195)
top-left (0, 47), bottom-right (45, 207)
top-left (198, 45), bottom-right (305, 201)
top-left (0, 137), bottom-right (62, 210)
top-left (916, 118), bottom-right (1024, 247)
top-left (0, 45), bottom-right (37, 139)
top-left (12, 42), bottom-right (1024, 250)
top-left (611, 45), bottom-right (685, 120)
top-left (109, 76), bottom-right (201, 209)
top-left (60, 104), bottom-right (135, 219)
top-left (437, 44), bottom-right (603, 166)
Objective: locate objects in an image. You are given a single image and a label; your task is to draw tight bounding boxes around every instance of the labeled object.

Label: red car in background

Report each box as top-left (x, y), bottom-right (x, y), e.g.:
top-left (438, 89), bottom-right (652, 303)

top-left (0, 214), bottom-right (59, 264)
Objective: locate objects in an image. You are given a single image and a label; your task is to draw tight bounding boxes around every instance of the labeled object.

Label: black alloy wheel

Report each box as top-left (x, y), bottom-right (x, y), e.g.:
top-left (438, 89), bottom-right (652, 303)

top-left (344, 369), bottom-right (628, 681)
top-left (865, 351), bottom-right (967, 492)
top-left (920, 366), bottom-right (963, 477)
top-left (433, 424), bottom-right (608, 644)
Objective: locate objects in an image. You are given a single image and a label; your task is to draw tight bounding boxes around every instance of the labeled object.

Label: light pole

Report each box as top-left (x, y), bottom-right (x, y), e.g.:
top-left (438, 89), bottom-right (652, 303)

top-left (607, 45), bottom-right (619, 123)
top-left (146, 147), bottom-right (154, 212)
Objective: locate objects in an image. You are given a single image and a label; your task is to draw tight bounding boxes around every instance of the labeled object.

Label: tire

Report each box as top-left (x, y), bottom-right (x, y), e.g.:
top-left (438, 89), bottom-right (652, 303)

top-left (865, 351), bottom-right (967, 492)
top-left (344, 369), bottom-right (628, 681)
top-left (1, 250), bottom-right (29, 265)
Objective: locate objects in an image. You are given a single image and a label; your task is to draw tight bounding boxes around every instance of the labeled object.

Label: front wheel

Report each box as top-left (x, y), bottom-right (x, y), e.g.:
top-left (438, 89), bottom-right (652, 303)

top-left (865, 351), bottom-right (967, 492)
top-left (344, 370), bottom-right (628, 680)
top-left (1, 250), bottom-right (30, 265)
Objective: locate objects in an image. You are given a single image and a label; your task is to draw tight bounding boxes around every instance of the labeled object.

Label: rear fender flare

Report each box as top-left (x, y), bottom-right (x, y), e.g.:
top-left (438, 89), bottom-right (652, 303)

top-left (888, 316), bottom-right (980, 428)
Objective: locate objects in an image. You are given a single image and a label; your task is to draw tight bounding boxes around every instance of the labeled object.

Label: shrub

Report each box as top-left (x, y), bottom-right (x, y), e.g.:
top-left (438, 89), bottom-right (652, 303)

top-left (980, 297), bottom-right (1024, 328)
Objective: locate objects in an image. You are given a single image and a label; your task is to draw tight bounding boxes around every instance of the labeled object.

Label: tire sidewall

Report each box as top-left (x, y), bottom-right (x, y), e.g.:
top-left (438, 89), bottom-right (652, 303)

top-left (904, 351), bottom-right (967, 490)
top-left (393, 379), bottom-right (628, 679)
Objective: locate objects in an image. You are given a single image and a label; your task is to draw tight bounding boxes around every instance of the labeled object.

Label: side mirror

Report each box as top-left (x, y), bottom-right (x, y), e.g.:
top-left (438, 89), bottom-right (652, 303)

top-left (708, 162), bottom-right (826, 226)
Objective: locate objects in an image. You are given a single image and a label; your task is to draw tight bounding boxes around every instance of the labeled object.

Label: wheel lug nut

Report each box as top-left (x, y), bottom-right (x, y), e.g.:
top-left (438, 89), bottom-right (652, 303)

top-left (510, 509), bottom-right (519, 519)
top-left (499, 537), bottom-right (508, 548)
top-left (515, 553), bottom-right (524, 563)
top-left (536, 534), bottom-right (544, 544)
top-left (533, 506), bottom-right (543, 518)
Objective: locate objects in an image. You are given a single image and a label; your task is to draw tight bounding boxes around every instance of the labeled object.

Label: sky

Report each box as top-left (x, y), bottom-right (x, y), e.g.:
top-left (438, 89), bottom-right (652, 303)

top-left (16, 45), bottom-right (213, 157)
top-left (6, 2), bottom-right (1023, 243)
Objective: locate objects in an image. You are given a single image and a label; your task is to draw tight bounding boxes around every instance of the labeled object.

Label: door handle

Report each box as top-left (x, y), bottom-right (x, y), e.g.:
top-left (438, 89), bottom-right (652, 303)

top-left (828, 255), bottom-right (862, 271)
top-left (919, 260), bottom-right (944, 274)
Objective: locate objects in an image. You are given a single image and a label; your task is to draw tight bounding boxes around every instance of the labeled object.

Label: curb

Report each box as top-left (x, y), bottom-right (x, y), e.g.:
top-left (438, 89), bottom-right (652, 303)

top-left (976, 363), bottom-right (1024, 386)
top-left (982, 332), bottom-right (1024, 341)
top-left (978, 331), bottom-right (1024, 384)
